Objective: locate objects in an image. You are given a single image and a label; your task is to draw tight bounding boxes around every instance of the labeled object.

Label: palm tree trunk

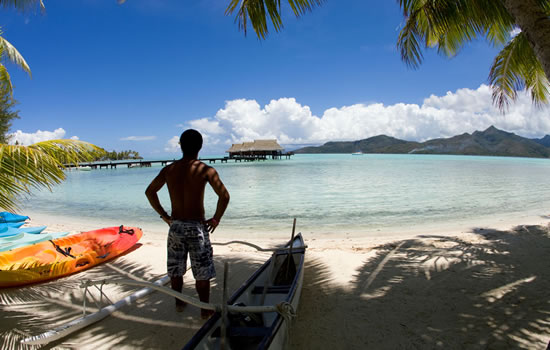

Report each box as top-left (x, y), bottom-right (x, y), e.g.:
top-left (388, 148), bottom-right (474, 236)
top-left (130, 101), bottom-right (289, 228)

top-left (502, 0), bottom-right (550, 80)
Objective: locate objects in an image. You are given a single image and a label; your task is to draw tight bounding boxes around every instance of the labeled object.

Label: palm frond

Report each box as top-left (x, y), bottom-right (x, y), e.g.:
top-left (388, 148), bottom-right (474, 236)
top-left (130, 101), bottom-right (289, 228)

top-left (525, 63), bottom-right (550, 106)
top-left (489, 32), bottom-right (549, 111)
top-left (0, 145), bottom-right (63, 212)
top-left (397, 16), bottom-right (424, 68)
top-left (0, 0), bottom-right (45, 12)
top-left (0, 36), bottom-right (31, 78)
top-left (0, 140), bottom-right (106, 212)
top-left (398, 0), bottom-right (514, 65)
top-left (225, 0), bottom-right (323, 39)
top-left (29, 139), bottom-right (105, 165)
top-left (540, 0), bottom-right (550, 13)
top-left (0, 64), bottom-right (12, 92)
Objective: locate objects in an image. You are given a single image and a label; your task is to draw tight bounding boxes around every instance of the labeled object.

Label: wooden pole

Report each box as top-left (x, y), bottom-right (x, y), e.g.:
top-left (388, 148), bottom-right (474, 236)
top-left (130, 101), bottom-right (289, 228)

top-left (286, 218), bottom-right (296, 280)
top-left (221, 262), bottom-right (229, 350)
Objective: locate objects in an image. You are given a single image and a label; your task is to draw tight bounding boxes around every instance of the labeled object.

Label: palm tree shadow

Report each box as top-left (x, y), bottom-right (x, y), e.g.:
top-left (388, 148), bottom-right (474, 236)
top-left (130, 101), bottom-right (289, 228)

top-left (290, 225), bottom-right (550, 349)
top-left (5, 228), bottom-right (549, 349)
top-left (0, 245), bottom-right (160, 350)
top-left (0, 248), bottom-right (277, 349)
top-left (249, 229), bottom-right (546, 349)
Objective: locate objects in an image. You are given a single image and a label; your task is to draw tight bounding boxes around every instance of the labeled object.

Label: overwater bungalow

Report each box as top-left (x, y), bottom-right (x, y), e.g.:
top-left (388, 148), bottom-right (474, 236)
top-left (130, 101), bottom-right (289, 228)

top-left (226, 139), bottom-right (286, 159)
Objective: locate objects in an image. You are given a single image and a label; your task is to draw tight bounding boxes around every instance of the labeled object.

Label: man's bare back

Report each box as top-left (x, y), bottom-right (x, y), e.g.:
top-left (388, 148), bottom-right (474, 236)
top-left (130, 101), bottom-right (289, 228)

top-left (145, 157), bottom-right (229, 232)
top-left (164, 158), bottom-right (210, 221)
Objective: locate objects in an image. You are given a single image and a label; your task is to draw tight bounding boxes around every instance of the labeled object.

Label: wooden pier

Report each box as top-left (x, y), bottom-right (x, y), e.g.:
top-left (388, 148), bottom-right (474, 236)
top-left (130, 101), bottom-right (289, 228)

top-left (66, 153), bottom-right (293, 170)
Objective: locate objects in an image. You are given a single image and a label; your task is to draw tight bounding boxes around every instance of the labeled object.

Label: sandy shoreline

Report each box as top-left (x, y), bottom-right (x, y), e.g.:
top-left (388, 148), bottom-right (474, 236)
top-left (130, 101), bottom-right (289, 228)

top-left (1, 214), bottom-right (550, 349)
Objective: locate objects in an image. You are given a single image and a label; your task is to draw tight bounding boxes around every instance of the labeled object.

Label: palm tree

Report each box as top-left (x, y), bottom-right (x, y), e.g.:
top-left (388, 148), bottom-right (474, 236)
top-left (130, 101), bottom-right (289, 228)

top-left (224, 0), bottom-right (550, 110)
top-left (0, 31), bottom-right (31, 94)
top-left (0, 0), bottom-right (105, 212)
top-left (0, 0), bottom-right (42, 93)
top-left (0, 141), bottom-right (105, 212)
top-left (397, 0), bottom-right (550, 109)
top-left (225, 0), bottom-right (324, 39)
top-left (0, 0), bottom-right (44, 12)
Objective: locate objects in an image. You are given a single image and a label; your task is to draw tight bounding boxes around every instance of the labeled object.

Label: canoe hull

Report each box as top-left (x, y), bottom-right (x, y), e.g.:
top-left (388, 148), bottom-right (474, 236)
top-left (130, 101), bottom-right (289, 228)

top-left (183, 233), bottom-right (306, 350)
top-left (0, 226), bottom-right (142, 288)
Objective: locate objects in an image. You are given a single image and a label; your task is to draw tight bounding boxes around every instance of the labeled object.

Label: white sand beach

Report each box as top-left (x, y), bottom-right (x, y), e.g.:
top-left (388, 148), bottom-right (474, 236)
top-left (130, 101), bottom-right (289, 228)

top-left (1, 215), bottom-right (550, 349)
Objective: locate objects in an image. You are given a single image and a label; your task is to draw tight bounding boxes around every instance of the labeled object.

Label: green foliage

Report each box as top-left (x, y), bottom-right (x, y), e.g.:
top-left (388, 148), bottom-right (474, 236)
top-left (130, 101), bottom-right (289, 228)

top-left (0, 0), bottom-right (109, 212)
top-left (489, 32), bottom-right (549, 110)
top-left (0, 0), bottom-right (44, 12)
top-left (0, 140), bottom-right (106, 212)
top-left (0, 33), bottom-right (32, 94)
top-left (397, 0), bottom-right (549, 110)
top-left (0, 84), bottom-right (19, 143)
top-left (225, 0), bottom-right (324, 39)
top-left (224, 0), bottom-right (549, 111)
top-left (97, 149), bottom-right (143, 161)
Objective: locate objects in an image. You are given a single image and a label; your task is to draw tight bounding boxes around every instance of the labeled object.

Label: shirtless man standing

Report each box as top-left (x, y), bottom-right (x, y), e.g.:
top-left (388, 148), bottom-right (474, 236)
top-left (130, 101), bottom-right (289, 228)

top-left (145, 129), bottom-right (230, 318)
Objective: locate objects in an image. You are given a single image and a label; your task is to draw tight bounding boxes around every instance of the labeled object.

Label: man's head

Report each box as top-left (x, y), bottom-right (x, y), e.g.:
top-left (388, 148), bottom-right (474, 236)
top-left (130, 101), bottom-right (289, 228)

top-left (180, 129), bottom-right (203, 156)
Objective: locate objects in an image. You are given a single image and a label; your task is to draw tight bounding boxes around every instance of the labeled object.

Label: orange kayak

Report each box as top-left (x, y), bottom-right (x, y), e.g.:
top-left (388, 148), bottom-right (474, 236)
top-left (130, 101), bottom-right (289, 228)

top-left (0, 226), bottom-right (142, 288)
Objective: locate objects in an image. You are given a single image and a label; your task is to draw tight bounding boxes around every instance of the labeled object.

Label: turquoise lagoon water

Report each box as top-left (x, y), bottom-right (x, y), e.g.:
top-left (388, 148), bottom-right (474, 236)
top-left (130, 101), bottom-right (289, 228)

top-left (21, 154), bottom-right (550, 236)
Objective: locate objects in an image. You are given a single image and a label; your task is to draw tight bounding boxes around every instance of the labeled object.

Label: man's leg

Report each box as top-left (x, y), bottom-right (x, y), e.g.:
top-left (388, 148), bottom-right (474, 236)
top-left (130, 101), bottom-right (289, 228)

top-left (171, 276), bottom-right (186, 312)
top-left (167, 221), bottom-right (188, 312)
top-left (196, 280), bottom-right (213, 319)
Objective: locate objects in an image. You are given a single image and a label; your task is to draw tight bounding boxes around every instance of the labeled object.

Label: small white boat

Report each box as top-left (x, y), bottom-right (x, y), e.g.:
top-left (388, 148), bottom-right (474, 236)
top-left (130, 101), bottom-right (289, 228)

top-left (352, 152), bottom-right (363, 155)
top-left (79, 166), bottom-right (92, 171)
top-left (183, 233), bottom-right (306, 350)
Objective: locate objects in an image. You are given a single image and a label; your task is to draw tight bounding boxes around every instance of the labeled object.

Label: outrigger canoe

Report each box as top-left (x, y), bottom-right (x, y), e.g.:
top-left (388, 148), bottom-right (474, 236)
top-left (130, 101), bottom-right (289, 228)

top-left (0, 225), bottom-right (142, 288)
top-left (183, 232), bottom-right (306, 350)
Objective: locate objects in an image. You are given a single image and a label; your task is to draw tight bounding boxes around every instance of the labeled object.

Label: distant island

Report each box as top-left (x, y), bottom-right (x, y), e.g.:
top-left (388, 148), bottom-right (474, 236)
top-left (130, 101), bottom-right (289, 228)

top-left (96, 150), bottom-right (143, 161)
top-left (293, 126), bottom-right (550, 158)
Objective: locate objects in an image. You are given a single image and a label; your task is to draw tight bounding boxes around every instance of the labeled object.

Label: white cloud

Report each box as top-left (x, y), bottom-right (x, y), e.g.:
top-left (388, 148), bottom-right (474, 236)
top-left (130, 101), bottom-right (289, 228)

top-left (167, 84), bottom-right (550, 153)
top-left (120, 136), bottom-right (156, 141)
top-left (8, 128), bottom-right (79, 145)
top-left (164, 136), bottom-right (180, 153)
top-left (510, 27), bottom-right (522, 38)
top-left (188, 118), bottom-right (224, 134)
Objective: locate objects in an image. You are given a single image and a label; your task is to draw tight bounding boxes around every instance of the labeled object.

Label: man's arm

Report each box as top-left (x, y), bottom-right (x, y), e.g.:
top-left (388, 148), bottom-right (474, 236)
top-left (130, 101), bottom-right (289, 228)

top-left (145, 168), bottom-right (172, 226)
top-left (205, 167), bottom-right (230, 233)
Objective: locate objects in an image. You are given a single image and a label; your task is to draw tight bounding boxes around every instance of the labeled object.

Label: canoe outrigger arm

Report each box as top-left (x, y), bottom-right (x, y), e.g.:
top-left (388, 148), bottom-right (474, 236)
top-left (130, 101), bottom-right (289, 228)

top-left (79, 278), bottom-right (297, 317)
top-left (212, 240), bottom-right (307, 252)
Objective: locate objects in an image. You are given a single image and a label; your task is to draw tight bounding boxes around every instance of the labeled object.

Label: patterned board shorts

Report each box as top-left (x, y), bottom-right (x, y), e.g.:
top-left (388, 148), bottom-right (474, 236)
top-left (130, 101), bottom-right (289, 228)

top-left (167, 220), bottom-right (216, 281)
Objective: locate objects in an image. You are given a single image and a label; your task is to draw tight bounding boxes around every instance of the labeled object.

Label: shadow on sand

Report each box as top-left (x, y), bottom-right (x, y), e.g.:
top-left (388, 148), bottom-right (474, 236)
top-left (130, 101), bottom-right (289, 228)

top-left (0, 241), bottom-right (284, 349)
top-left (2, 226), bottom-right (550, 349)
top-left (291, 225), bottom-right (550, 349)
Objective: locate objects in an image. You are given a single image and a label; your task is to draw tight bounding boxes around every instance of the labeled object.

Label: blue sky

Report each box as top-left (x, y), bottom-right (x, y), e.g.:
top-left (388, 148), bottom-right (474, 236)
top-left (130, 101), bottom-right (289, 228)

top-left (2, 0), bottom-right (548, 156)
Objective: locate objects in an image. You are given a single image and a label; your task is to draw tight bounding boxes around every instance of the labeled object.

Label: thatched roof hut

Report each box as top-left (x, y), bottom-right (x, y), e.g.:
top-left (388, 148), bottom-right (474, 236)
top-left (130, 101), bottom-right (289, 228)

top-left (226, 139), bottom-right (285, 158)
top-left (226, 143), bottom-right (243, 153)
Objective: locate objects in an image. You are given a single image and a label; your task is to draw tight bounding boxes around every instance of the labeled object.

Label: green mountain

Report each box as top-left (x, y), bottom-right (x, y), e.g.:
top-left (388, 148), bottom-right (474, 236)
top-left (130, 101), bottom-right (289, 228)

top-left (294, 126), bottom-right (550, 158)
top-left (532, 135), bottom-right (550, 147)
top-left (294, 135), bottom-right (419, 154)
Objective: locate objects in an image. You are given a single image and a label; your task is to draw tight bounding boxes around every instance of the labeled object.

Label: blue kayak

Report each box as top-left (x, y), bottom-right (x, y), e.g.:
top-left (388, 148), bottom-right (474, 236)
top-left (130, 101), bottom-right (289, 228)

top-left (0, 222), bottom-right (25, 229)
top-left (0, 231), bottom-right (70, 252)
top-left (0, 212), bottom-right (30, 223)
top-left (0, 225), bottom-right (47, 238)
